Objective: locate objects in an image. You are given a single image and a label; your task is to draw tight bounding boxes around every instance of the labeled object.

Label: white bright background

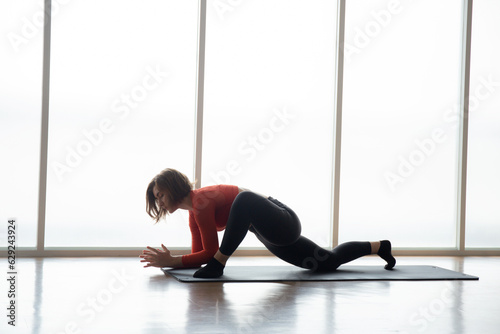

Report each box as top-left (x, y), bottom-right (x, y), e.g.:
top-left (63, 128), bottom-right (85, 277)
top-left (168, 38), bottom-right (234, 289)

top-left (202, 0), bottom-right (337, 247)
top-left (466, 0), bottom-right (500, 248)
top-left (1, 0), bottom-right (498, 250)
top-left (45, 0), bottom-right (197, 247)
top-left (0, 0), bottom-right (43, 248)
top-left (339, 0), bottom-right (463, 248)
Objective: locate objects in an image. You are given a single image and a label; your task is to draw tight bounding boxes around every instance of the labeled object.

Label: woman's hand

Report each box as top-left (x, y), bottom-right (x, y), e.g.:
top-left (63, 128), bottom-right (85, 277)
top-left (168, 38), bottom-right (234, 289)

top-left (140, 244), bottom-right (179, 268)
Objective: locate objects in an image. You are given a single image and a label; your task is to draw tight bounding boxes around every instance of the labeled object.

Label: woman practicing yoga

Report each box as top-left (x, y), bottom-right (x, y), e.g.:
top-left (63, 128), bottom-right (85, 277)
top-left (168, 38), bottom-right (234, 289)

top-left (140, 168), bottom-right (396, 278)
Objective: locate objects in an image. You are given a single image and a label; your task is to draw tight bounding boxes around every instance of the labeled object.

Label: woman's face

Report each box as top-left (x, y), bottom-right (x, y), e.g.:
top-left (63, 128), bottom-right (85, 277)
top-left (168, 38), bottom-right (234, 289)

top-left (153, 184), bottom-right (178, 214)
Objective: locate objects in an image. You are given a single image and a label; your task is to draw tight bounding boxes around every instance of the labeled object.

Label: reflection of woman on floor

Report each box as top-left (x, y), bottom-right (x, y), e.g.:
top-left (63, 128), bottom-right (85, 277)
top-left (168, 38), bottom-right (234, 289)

top-left (140, 168), bottom-right (396, 278)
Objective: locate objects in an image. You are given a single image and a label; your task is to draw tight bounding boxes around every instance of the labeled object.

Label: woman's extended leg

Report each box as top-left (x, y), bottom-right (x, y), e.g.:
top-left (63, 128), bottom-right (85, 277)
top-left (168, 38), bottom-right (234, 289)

top-left (194, 193), bottom-right (395, 277)
top-left (258, 235), bottom-right (395, 271)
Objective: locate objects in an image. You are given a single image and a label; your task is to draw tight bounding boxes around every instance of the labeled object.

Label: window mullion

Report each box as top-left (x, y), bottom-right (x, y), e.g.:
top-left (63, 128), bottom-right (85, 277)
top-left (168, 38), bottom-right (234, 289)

top-left (457, 0), bottom-right (474, 252)
top-left (193, 0), bottom-right (207, 189)
top-left (37, 0), bottom-right (52, 254)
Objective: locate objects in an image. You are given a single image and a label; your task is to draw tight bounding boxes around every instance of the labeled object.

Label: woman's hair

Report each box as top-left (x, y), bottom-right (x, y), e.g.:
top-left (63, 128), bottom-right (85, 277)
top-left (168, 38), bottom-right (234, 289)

top-left (146, 168), bottom-right (194, 223)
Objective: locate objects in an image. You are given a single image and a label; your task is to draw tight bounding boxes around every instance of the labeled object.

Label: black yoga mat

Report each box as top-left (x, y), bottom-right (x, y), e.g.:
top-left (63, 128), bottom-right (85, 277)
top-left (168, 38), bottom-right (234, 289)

top-left (163, 265), bottom-right (478, 283)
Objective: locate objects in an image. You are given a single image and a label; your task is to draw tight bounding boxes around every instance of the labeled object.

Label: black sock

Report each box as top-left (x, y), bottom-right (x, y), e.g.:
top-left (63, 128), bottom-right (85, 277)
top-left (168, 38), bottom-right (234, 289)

top-left (193, 258), bottom-right (225, 278)
top-left (377, 240), bottom-right (396, 270)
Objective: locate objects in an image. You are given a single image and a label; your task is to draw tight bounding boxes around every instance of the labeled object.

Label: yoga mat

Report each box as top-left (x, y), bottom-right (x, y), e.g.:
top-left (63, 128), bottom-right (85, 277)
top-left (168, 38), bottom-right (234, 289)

top-left (163, 265), bottom-right (478, 283)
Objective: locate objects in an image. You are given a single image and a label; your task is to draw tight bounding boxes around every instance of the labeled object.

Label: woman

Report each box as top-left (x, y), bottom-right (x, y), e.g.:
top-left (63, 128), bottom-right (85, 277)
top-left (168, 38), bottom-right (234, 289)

top-left (140, 168), bottom-right (396, 278)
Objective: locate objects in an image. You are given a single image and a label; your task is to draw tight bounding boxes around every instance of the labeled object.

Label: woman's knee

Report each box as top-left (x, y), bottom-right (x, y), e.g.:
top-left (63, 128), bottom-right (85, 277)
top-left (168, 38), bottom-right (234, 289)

top-left (231, 191), bottom-right (262, 212)
top-left (227, 191), bottom-right (260, 220)
top-left (233, 190), bottom-right (260, 205)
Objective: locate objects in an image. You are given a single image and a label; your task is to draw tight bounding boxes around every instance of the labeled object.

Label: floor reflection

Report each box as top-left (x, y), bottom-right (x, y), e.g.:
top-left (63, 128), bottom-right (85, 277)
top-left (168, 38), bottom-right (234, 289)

top-left (184, 281), bottom-right (302, 333)
top-left (6, 256), bottom-right (499, 334)
top-left (32, 258), bottom-right (43, 334)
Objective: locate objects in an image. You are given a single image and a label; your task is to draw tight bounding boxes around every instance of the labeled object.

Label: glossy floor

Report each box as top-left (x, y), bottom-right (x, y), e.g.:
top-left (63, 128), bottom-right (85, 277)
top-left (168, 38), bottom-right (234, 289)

top-left (1, 256), bottom-right (499, 334)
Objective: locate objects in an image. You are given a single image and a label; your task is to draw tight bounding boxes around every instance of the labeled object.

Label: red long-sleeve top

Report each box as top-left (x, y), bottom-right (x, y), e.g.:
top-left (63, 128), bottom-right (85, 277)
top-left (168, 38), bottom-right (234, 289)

top-left (181, 185), bottom-right (240, 268)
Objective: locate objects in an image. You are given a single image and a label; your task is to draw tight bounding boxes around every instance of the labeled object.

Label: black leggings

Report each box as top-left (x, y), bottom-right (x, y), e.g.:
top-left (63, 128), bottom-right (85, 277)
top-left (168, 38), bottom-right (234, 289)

top-left (219, 191), bottom-right (372, 271)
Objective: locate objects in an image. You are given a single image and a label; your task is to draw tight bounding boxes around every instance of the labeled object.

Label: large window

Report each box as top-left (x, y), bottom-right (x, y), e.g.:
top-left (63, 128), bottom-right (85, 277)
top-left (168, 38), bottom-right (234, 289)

top-left (0, 0), bottom-right (43, 248)
top-left (44, 0), bottom-right (198, 247)
top-left (202, 0), bottom-right (337, 247)
top-left (466, 0), bottom-right (500, 248)
top-left (339, 0), bottom-right (463, 247)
